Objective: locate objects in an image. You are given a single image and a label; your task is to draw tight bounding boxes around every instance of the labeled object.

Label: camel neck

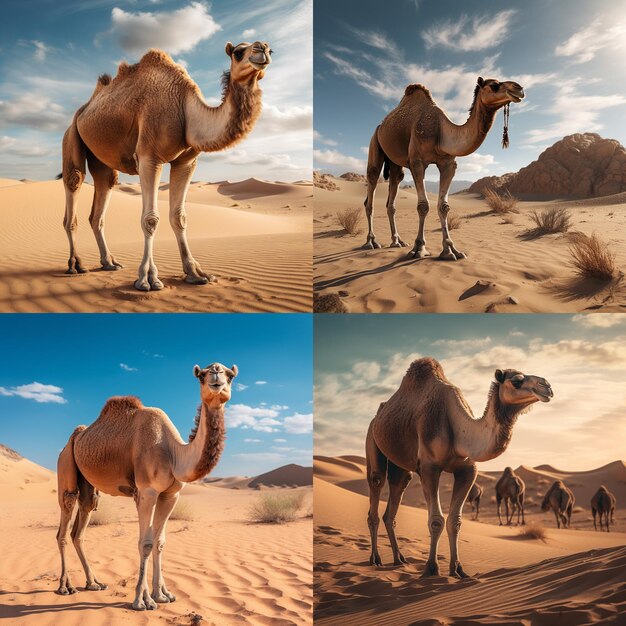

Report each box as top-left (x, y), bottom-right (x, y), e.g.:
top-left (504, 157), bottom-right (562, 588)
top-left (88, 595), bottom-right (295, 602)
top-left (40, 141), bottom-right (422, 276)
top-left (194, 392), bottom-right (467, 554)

top-left (438, 99), bottom-right (499, 157)
top-left (185, 72), bottom-right (262, 152)
top-left (173, 401), bottom-right (225, 483)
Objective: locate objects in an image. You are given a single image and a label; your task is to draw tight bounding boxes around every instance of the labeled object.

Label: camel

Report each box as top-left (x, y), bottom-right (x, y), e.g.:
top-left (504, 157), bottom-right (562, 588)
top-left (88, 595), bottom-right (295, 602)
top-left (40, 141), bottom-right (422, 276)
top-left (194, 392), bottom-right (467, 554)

top-left (55, 362), bottom-right (238, 611)
top-left (591, 485), bottom-right (616, 532)
top-left (362, 77), bottom-right (524, 257)
top-left (496, 467), bottom-right (526, 526)
top-left (60, 41), bottom-right (271, 290)
top-left (541, 480), bottom-right (574, 529)
top-left (467, 482), bottom-right (483, 521)
top-left (366, 357), bottom-right (552, 578)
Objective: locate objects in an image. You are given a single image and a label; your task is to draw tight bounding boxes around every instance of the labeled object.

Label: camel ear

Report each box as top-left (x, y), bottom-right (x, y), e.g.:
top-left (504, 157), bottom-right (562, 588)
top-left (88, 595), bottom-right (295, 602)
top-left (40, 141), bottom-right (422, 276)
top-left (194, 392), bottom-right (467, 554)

top-left (477, 76), bottom-right (485, 87)
top-left (494, 369), bottom-right (505, 383)
top-left (225, 42), bottom-right (234, 57)
top-left (193, 365), bottom-right (202, 379)
top-left (228, 365), bottom-right (238, 380)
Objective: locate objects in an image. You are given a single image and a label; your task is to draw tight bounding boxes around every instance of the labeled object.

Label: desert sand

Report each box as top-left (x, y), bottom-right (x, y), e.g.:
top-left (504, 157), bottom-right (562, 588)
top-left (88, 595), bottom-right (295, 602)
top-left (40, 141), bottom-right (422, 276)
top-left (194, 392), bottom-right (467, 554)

top-left (314, 455), bottom-right (626, 625)
top-left (0, 177), bottom-right (312, 312)
top-left (314, 177), bottom-right (626, 313)
top-left (0, 445), bottom-right (312, 626)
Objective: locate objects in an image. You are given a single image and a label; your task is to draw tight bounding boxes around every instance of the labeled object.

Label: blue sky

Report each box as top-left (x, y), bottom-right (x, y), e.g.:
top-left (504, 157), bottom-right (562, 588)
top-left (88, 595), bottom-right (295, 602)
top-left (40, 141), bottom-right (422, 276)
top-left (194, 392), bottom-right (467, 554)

top-left (314, 0), bottom-right (626, 181)
top-left (0, 0), bottom-right (311, 182)
top-left (0, 313), bottom-right (313, 477)
top-left (315, 314), bottom-right (626, 471)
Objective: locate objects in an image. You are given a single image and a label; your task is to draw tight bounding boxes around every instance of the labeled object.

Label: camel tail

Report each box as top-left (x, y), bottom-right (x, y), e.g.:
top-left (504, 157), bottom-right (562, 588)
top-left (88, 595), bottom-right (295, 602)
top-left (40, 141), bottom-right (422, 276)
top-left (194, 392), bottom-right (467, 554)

top-left (382, 156), bottom-right (390, 181)
top-left (56, 425), bottom-right (87, 509)
top-left (55, 173), bottom-right (62, 180)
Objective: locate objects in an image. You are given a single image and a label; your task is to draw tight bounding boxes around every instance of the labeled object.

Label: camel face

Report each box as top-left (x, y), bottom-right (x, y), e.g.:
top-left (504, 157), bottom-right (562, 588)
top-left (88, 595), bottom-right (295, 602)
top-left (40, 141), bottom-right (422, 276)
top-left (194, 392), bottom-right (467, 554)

top-left (478, 77), bottom-right (525, 107)
top-left (225, 41), bottom-right (272, 82)
top-left (194, 362), bottom-right (238, 405)
top-left (495, 369), bottom-right (553, 405)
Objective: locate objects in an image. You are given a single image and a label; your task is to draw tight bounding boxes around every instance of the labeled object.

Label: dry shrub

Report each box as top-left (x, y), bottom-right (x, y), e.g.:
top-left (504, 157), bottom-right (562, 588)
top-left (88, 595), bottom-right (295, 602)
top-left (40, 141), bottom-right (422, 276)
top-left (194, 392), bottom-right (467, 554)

top-left (336, 207), bottom-right (362, 235)
top-left (484, 188), bottom-right (519, 214)
top-left (314, 292), bottom-right (348, 313)
top-left (526, 206), bottom-right (572, 236)
top-left (518, 522), bottom-right (547, 542)
top-left (447, 213), bottom-right (462, 230)
top-left (249, 491), bottom-right (305, 524)
top-left (169, 499), bottom-right (195, 521)
top-left (89, 497), bottom-right (119, 526)
top-left (568, 232), bottom-right (617, 281)
top-left (573, 506), bottom-right (585, 513)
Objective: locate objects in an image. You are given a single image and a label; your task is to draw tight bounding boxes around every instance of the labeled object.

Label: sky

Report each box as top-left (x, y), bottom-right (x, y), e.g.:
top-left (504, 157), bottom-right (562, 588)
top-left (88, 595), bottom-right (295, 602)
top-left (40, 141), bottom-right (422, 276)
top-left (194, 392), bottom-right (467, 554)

top-left (315, 313), bottom-right (626, 472)
top-left (0, 313), bottom-right (313, 477)
top-left (0, 0), bottom-right (312, 182)
top-left (314, 0), bottom-right (626, 182)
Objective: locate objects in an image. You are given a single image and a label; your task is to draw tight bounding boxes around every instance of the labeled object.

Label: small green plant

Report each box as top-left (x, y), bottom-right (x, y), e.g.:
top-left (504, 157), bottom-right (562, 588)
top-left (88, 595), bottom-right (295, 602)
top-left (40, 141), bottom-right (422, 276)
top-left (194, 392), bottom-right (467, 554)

top-left (249, 491), bottom-right (305, 523)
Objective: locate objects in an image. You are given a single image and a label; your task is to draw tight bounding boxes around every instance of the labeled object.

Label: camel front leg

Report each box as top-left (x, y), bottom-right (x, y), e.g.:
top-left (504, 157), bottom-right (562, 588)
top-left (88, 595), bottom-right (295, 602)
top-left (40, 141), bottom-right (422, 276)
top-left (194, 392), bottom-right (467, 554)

top-left (383, 463), bottom-right (412, 565)
top-left (408, 159), bottom-right (431, 259)
top-left (169, 157), bottom-right (214, 285)
top-left (56, 489), bottom-right (79, 594)
top-left (497, 496), bottom-right (504, 525)
top-left (386, 163), bottom-right (407, 247)
top-left (447, 464), bottom-right (477, 578)
top-left (362, 129), bottom-right (384, 249)
top-left (135, 158), bottom-right (163, 291)
top-left (151, 493), bottom-right (179, 604)
top-left (420, 463), bottom-right (443, 577)
top-left (133, 488), bottom-right (159, 611)
top-left (436, 159), bottom-right (465, 260)
top-left (592, 508), bottom-right (597, 531)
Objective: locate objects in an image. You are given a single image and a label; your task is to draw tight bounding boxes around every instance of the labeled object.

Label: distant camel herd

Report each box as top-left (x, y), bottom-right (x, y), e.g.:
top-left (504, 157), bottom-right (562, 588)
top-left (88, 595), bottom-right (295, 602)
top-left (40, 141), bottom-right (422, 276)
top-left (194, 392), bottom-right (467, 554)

top-left (469, 467), bottom-right (616, 532)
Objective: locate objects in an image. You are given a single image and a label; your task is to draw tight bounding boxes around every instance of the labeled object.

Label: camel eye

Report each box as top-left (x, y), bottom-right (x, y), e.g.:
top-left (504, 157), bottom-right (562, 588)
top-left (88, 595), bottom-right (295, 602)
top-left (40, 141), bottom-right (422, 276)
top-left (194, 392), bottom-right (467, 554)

top-left (490, 83), bottom-right (500, 92)
top-left (269, 49), bottom-right (274, 55)
top-left (234, 49), bottom-right (244, 61)
top-left (511, 375), bottom-right (524, 388)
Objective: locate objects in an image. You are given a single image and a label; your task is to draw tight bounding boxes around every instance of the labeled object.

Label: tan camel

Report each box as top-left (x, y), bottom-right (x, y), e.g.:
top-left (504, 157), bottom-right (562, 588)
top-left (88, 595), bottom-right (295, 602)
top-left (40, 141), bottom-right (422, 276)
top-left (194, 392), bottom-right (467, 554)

top-left (496, 467), bottom-right (526, 526)
top-left (363, 77), bottom-right (524, 257)
top-left (591, 486), bottom-right (616, 532)
top-left (60, 41), bottom-right (271, 290)
top-left (55, 363), bottom-right (237, 611)
top-left (541, 480), bottom-right (574, 529)
top-left (467, 482), bottom-right (483, 521)
top-left (366, 358), bottom-right (551, 577)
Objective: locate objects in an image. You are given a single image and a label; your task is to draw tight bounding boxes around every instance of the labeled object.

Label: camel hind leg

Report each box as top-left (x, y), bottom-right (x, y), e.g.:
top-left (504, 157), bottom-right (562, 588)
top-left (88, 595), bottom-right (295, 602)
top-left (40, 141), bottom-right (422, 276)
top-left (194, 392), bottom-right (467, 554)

top-left (386, 162), bottom-right (407, 248)
top-left (447, 463), bottom-right (477, 578)
top-left (435, 158), bottom-right (465, 260)
top-left (366, 425), bottom-right (387, 566)
top-left (407, 157), bottom-right (431, 259)
top-left (151, 492), bottom-right (179, 603)
top-left (363, 127), bottom-right (384, 250)
top-left (382, 461), bottom-right (412, 565)
top-left (86, 153), bottom-right (123, 271)
top-left (61, 120), bottom-right (87, 274)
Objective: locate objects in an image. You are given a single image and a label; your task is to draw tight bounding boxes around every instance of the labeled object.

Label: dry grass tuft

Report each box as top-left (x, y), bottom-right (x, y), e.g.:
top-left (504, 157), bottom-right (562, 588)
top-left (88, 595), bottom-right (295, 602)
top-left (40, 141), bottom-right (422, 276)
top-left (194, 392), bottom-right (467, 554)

top-left (336, 207), bottom-right (362, 235)
top-left (518, 522), bottom-right (547, 542)
top-left (524, 206), bottom-right (572, 237)
top-left (447, 213), bottom-right (462, 230)
top-left (484, 188), bottom-right (519, 214)
top-left (169, 499), bottom-right (195, 521)
top-left (249, 491), bottom-right (305, 524)
top-left (568, 232), bottom-right (617, 281)
top-left (89, 497), bottom-right (119, 526)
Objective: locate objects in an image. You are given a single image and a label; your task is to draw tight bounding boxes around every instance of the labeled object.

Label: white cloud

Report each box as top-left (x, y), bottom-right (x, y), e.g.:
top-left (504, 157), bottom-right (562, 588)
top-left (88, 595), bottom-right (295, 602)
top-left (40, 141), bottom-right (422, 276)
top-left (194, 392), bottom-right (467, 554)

top-left (103, 2), bottom-right (221, 56)
top-left (314, 130), bottom-right (338, 147)
top-left (232, 452), bottom-right (285, 463)
top-left (433, 337), bottom-right (492, 350)
top-left (422, 10), bottom-right (516, 52)
top-left (555, 18), bottom-right (626, 64)
top-left (244, 438), bottom-right (262, 443)
top-left (283, 412), bottom-right (312, 434)
top-left (0, 95), bottom-right (68, 132)
top-left (235, 383), bottom-right (248, 391)
top-left (572, 314), bottom-right (625, 329)
top-left (242, 28), bottom-right (256, 38)
top-left (274, 438), bottom-right (287, 443)
top-left (314, 148), bottom-right (366, 172)
top-left (0, 382), bottom-right (66, 404)
top-left (0, 136), bottom-right (16, 150)
top-left (32, 41), bottom-right (49, 62)
top-left (255, 380), bottom-right (267, 385)
top-left (120, 363), bottom-right (137, 372)
top-left (270, 404), bottom-right (289, 410)
top-left (226, 403), bottom-right (280, 432)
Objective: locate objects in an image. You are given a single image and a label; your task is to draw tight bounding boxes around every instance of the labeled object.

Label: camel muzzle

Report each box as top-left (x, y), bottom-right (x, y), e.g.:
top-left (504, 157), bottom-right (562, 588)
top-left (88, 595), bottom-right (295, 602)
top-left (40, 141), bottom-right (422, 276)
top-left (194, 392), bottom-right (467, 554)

top-left (534, 381), bottom-right (553, 402)
top-left (249, 46), bottom-right (271, 69)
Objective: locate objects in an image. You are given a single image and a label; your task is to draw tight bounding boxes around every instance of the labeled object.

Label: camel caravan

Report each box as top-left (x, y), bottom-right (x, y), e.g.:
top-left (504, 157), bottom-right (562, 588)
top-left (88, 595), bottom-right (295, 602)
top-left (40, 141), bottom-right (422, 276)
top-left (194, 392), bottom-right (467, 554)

top-left (60, 41), bottom-right (271, 290)
top-left (362, 77), bottom-right (524, 258)
top-left (56, 363), bottom-right (237, 610)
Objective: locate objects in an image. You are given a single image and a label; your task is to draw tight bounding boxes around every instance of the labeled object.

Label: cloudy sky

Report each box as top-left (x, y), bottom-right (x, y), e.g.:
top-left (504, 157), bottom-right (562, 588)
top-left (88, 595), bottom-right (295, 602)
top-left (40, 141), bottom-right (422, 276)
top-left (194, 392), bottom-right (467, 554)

top-left (314, 0), bottom-right (626, 181)
top-left (0, 0), bottom-right (311, 182)
top-left (0, 314), bottom-right (312, 477)
top-left (315, 314), bottom-right (626, 471)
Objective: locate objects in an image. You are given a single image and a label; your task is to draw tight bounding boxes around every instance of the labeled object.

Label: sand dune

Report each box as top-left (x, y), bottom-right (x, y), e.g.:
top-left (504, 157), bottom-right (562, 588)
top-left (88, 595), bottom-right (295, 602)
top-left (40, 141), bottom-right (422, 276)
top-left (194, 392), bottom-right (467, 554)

top-left (314, 457), bottom-right (626, 625)
top-left (249, 464), bottom-right (313, 488)
top-left (0, 448), bottom-right (312, 625)
top-left (314, 177), bottom-right (626, 313)
top-left (0, 178), bottom-right (312, 312)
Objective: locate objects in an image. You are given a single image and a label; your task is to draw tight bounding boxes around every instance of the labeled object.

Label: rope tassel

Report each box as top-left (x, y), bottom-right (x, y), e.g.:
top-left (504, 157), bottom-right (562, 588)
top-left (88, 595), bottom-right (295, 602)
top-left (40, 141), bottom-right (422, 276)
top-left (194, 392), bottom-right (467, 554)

top-left (502, 103), bottom-right (510, 149)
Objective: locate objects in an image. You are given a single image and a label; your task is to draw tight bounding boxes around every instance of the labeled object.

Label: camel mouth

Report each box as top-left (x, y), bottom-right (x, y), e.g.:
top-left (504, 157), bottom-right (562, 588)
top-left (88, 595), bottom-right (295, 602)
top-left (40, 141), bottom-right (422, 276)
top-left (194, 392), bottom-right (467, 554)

top-left (208, 383), bottom-right (225, 392)
top-left (534, 387), bottom-right (553, 402)
top-left (507, 90), bottom-right (524, 103)
top-left (249, 60), bottom-right (270, 71)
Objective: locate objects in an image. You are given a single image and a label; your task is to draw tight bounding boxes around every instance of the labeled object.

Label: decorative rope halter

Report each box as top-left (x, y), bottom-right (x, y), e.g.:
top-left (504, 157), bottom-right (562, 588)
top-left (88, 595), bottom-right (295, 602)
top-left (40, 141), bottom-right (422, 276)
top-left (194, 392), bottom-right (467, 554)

top-left (502, 103), bottom-right (510, 149)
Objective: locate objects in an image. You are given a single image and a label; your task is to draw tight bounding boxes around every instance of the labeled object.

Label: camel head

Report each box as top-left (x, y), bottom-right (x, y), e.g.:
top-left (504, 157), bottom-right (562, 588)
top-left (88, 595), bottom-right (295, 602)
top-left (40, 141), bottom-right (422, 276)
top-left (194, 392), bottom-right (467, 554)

top-left (503, 466), bottom-right (514, 476)
top-left (475, 77), bottom-right (525, 108)
top-left (225, 41), bottom-right (272, 82)
top-left (194, 362), bottom-right (238, 406)
top-left (494, 369), bottom-right (553, 407)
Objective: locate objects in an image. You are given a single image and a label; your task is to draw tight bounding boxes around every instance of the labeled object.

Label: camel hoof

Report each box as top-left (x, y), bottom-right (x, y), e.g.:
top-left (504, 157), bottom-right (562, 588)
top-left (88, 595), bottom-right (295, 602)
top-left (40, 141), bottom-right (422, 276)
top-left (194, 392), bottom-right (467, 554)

top-left (420, 561), bottom-right (440, 578)
top-left (85, 581), bottom-right (107, 591)
top-left (393, 554), bottom-right (408, 566)
top-left (184, 274), bottom-right (209, 285)
top-left (409, 248), bottom-right (430, 259)
top-left (151, 593), bottom-right (171, 604)
top-left (363, 240), bottom-right (381, 250)
top-left (134, 279), bottom-right (151, 291)
top-left (132, 600), bottom-right (147, 611)
top-left (450, 563), bottom-right (470, 579)
top-left (389, 240), bottom-right (407, 248)
top-left (439, 250), bottom-right (458, 261)
top-left (149, 278), bottom-right (164, 291)
top-left (57, 585), bottom-right (77, 595)
top-left (369, 552), bottom-right (383, 567)
top-left (101, 262), bottom-right (123, 271)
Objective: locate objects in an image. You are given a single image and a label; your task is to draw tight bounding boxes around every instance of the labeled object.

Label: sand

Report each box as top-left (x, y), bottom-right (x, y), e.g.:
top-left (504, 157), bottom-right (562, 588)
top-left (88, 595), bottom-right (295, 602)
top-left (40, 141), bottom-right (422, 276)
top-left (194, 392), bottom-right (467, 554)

top-left (314, 455), bottom-right (626, 625)
top-left (314, 177), bottom-right (626, 313)
top-left (0, 178), bottom-right (312, 312)
top-left (0, 447), bottom-right (312, 626)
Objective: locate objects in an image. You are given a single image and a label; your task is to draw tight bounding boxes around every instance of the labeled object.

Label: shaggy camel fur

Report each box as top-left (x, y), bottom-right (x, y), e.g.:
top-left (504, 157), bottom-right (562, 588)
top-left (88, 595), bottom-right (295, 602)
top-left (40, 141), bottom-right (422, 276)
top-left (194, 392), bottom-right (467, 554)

top-left (467, 482), bottom-right (483, 521)
top-left (496, 467), bottom-right (526, 526)
top-left (541, 480), bottom-right (574, 529)
top-left (61, 42), bottom-right (271, 290)
top-left (363, 77), bottom-right (524, 257)
top-left (55, 363), bottom-right (237, 611)
top-left (366, 358), bottom-right (551, 577)
top-left (591, 486), bottom-right (616, 532)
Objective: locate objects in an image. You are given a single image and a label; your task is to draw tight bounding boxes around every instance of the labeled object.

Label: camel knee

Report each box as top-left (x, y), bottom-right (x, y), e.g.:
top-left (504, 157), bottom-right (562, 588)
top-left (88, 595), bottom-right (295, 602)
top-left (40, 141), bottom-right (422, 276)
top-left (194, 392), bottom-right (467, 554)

top-left (446, 514), bottom-right (462, 535)
top-left (428, 514), bottom-right (445, 538)
top-left (89, 212), bottom-right (104, 232)
top-left (367, 511), bottom-right (379, 531)
top-left (141, 212), bottom-right (159, 235)
top-left (62, 489), bottom-right (79, 512)
top-left (63, 214), bottom-right (78, 233)
top-left (417, 202), bottom-right (429, 217)
top-left (140, 540), bottom-right (153, 557)
top-left (438, 202), bottom-right (450, 216)
top-left (366, 166), bottom-right (381, 186)
top-left (154, 539), bottom-right (165, 553)
top-left (64, 168), bottom-right (84, 193)
top-left (382, 511), bottom-right (396, 529)
top-left (169, 207), bottom-right (187, 232)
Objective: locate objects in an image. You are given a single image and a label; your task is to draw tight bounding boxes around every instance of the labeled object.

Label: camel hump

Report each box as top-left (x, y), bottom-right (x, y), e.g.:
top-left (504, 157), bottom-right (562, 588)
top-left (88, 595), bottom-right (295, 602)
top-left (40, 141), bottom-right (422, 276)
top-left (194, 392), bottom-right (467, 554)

top-left (405, 357), bottom-right (447, 382)
top-left (404, 84), bottom-right (434, 101)
top-left (98, 396), bottom-right (143, 419)
top-left (140, 48), bottom-right (176, 67)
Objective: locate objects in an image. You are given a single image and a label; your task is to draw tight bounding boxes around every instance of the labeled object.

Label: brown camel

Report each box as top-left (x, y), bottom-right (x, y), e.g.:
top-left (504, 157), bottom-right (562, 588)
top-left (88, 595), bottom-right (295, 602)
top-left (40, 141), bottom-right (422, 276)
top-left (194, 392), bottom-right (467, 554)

top-left (363, 77), bottom-right (524, 257)
top-left (366, 357), bottom-right (552, 578)
top-left (60, 41), bottom-right (271, 290)
top-left (591, 485), bottom-right (616, 532)
top-left (496, 467), bottom-right (526, 526)
top-left (541, 480), bottom-right (574, 529)
top-left (55, 363), bottom-right (237, 611)
top-left (467, 482), bottom-right (483, 521)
